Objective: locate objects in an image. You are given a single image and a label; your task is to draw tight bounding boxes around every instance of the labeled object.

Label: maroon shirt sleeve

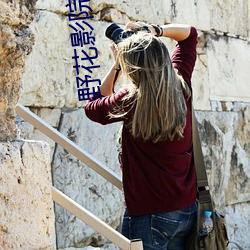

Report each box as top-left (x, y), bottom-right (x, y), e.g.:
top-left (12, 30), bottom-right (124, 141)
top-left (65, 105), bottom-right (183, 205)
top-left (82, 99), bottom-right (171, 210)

top-left (85, 88), bottom-right (129, 125)
top-left (171, 26), bottom-right (198, 86)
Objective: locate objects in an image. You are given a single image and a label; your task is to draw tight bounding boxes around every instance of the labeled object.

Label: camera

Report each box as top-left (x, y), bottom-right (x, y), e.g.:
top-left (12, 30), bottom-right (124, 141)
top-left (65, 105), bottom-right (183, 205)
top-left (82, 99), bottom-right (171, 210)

top-left (105, 23), bottom-right (150, 44)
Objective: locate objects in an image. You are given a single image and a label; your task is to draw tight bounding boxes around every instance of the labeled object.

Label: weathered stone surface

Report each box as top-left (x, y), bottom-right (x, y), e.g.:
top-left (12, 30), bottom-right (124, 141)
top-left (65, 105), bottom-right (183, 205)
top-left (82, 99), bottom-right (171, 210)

top-left (210, 0), bottom-right (248, 38)
top-left (0, 140), bottom-right (55, 249)
top-left (192, 31), bottom-right (250, 110)
top-left (206, 34), bottom-right (250, 103)
top-left (19, 10), bottom-right (70, 108)
top-left (93, 6), bottom-right (130, 24)
top-left (225, 202), bottom-right (250, 250)
top-left (36, 0), bottom-right (69, 14)
top-left (90, 0), bottom-right (165, 24)
top-left (162, 0), bottom-right (249, 38)
top-left (0, 0), bottom-right (36, 141)
top-left (196, 109), bottom-right (250, 211)
top-left (53, 109), bottom-right (123, 248)
top-left (0, 0), bottom-right (36, 26)
top-left (163, 0), bottom-right (210, 30)
top-left (16, 107), bottom-right (62, 161)
top-left (195, 108), bottom-right (250, 249)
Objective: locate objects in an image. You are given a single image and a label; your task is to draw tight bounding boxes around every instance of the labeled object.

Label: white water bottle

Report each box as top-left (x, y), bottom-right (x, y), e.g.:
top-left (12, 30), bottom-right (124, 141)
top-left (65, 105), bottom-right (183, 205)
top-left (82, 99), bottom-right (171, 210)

top-left (201, 210), bottom-right (213, 235)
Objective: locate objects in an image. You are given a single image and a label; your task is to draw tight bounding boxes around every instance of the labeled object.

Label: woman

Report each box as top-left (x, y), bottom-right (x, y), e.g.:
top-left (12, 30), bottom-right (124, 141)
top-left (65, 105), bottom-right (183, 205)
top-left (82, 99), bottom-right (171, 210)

top-left (85, 21), bottom-right (198, 250)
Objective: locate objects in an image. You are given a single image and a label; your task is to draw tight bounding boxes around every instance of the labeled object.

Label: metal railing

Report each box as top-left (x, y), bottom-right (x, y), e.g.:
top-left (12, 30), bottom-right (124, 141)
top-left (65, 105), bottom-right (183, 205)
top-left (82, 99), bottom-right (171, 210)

top-left (16, 103), bottom-right (143, 250)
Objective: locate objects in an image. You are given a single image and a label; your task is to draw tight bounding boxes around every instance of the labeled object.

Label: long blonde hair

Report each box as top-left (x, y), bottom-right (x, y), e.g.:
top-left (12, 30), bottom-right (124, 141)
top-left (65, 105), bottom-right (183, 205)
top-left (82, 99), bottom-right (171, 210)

top-left (114, 32), bottom-right (190, 142)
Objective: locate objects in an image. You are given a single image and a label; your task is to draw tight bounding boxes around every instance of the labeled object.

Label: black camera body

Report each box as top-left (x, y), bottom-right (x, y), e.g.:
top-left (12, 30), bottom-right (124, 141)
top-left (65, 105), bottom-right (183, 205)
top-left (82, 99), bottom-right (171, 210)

top-left (105, 23), bottom-right (150, 44)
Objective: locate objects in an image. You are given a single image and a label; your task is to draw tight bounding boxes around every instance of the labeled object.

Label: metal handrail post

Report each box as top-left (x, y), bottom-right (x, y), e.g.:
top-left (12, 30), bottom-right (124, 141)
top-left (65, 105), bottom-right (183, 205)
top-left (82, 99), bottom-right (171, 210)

top-left (16, 103), bottom-right (122, 190)
top-left (130, 240), bottom-right (144, 250)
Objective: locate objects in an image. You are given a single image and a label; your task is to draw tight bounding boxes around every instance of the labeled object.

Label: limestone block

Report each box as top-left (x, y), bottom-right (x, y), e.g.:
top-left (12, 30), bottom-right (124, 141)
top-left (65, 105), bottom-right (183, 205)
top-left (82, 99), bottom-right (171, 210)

top-left (192, 31), bottom-right (211, 111)
top-left (36, 0), bottom-right (70, 14)
top-left (15, 115), bottom-right (35, 139)
top-left (0, 0), bottom-right (36, 26)
top-left (225, 202), bottom-right (250, 250)
top-left (0, 0), bottom-right (35, 141)
top-left (249, 0), bottom-right (250, 40)
top-left (36, 0), bottom-right (129, 24)
top-left (15, 107), bottom-right (62, 161)
top-left (0, 140), bottom-right (56, 249)
top-left (20, 11), bottom-right (70, 108)
top-left (196, 109), bottom-right (250, 212)
top-left (90, 0), bottom-right (165, 24)
top-left (163, 0), bottom-right (210, 30)
top-left (206, 34), bottom-right (250, 103)
top-left (192, 30), bottom-right (250, 110)
top-left (93, 6), bottom-right (130, 24)
top-left (52, 109), bottom-right (124, 248)
top-left (163, 0), bottom-right (248, 38)
top-left (36, 0), bottom-right (164, 25)
top-left (32, 107), bottom-right (62, 127)
top-left (0, 1), bottom-right (20, 26)
top-left (210, 0), bottom-right (248, 38)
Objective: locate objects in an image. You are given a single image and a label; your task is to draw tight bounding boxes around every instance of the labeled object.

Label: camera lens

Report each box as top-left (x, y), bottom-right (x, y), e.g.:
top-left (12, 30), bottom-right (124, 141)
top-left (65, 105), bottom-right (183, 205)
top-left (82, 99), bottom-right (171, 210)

top-left (105, 23), bottom-right (125, 44)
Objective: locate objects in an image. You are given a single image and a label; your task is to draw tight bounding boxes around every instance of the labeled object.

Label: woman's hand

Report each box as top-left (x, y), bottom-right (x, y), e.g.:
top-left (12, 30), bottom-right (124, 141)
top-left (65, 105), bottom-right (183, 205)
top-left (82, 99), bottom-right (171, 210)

top-left (125, 21), bottom-right (157, 36)
top-left (110, 42), bottom-right (118, 58)
top-left (110, 42), bottom-right (120, 68)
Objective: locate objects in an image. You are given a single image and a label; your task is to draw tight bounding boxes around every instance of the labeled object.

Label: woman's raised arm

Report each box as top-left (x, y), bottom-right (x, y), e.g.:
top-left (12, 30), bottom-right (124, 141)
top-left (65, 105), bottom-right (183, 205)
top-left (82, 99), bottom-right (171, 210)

top-left (160, 23), bottom-right (191, 41)
top-left (125, 21), bottom-right (192, 41)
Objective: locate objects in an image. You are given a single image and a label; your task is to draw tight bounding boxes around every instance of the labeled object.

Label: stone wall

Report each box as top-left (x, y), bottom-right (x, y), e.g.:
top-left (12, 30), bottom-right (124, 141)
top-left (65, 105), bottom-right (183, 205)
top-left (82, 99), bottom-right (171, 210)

top-left (0, 0), bottom-right (56, 249)
top-left (15, 0), bottom-right (250, 249)
top-left (0, 140), bottom-right (56, 249)
top-left (0, 0), bottom-right (36, 141)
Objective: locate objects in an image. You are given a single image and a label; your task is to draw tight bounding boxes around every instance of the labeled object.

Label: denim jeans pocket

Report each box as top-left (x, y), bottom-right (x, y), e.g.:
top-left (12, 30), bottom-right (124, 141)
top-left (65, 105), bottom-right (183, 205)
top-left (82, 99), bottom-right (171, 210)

top-left (151, 214), bottom-right (181, 249)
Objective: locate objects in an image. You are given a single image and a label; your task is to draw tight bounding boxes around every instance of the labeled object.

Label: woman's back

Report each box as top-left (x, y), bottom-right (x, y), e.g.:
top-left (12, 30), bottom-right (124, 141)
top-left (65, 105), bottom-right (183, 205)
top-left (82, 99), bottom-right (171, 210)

top-left (85, 23), bottom-right (199, 249)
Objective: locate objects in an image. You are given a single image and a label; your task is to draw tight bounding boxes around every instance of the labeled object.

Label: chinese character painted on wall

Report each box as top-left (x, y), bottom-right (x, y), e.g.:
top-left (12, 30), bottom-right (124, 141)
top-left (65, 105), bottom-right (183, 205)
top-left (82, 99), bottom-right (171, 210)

top-left (66, 0), bottom-right (101, 101)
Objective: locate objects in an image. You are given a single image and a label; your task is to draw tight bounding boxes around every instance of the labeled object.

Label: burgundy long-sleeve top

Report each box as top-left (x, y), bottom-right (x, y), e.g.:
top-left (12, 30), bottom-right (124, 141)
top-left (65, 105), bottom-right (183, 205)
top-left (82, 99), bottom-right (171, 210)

top-left (85, 27), bottom-right (198, 216)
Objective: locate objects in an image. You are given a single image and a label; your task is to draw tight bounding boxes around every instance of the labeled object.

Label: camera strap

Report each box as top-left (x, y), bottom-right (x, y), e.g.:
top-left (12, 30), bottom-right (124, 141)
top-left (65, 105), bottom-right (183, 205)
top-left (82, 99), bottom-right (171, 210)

top-left (112, 66), bottom-right (121, 93)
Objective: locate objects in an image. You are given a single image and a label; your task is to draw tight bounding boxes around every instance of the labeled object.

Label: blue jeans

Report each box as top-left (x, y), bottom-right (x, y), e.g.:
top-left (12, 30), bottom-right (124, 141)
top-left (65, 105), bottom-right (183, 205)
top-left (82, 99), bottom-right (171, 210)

top-left (121, 202), bottom-right (197, 250)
